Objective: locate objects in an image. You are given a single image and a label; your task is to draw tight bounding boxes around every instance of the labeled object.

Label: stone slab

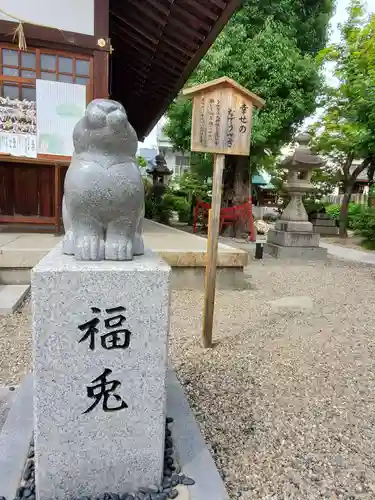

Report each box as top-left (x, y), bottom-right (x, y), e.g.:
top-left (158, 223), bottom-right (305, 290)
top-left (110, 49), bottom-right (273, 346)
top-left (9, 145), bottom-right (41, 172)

top-left (313, 225), bottom-right (339, 235)
top-left (167, 371), bottom-right (229, 500)
top-left (311, 218), bottom-right (337, 227)
top-left (275, 221), bottom-right (313, 232)
top-left (264, 242), bottom-right (327, 260)
top-left (0, 377), bottom-right (33, 500)
top-left (0, 386), bottom-right (16, 432)
top-left (0, 284), bottom-right (29, 314)
top-left (267, 229), bottom-right (320, 248)
top-left (269, 295), bottom-right (314, 312)
top-left (32, 244), bottom-right (171, 499)
top-left (0, 220), bottom-right (247, 269)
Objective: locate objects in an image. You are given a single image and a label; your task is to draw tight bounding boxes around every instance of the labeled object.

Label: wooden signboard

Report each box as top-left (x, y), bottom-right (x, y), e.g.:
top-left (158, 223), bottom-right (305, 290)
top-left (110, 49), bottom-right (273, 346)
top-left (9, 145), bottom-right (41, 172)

top-left (183, 77), bottom-right (265, 348)
top-left (183, 76), bottom-right (265, 156)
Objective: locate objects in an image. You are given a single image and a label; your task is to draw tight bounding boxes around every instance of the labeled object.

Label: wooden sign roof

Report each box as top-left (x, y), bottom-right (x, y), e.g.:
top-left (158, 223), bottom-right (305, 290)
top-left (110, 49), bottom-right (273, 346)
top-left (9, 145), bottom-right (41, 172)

top-left (183, 76), bottom-right (265, 109)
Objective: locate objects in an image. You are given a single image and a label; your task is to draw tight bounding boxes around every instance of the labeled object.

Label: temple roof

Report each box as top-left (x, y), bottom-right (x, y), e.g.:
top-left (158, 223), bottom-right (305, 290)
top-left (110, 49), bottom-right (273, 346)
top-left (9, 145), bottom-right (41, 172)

top-left (110, 0), bottom-right (242, 140)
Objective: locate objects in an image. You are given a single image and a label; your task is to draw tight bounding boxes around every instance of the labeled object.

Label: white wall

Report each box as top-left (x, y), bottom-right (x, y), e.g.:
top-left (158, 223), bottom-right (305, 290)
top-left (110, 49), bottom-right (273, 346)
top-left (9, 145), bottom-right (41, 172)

top-left (0, 0), bottom-right (95, 36)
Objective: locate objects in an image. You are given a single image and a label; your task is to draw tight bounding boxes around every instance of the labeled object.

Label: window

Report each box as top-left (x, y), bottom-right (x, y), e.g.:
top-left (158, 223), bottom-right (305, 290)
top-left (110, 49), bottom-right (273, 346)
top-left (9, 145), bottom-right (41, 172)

top-left (175, 155), bottom-right (190, 167)
top-left (0, 45), bottom-right (92, 101)
top-left (174, 155), bottom-right (190, 177)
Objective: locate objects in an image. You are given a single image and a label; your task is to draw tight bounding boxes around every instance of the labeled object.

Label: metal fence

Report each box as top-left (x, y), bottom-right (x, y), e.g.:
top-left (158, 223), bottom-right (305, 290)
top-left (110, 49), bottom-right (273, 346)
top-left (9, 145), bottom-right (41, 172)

top-left (324, 193), bottom-right (369, 205)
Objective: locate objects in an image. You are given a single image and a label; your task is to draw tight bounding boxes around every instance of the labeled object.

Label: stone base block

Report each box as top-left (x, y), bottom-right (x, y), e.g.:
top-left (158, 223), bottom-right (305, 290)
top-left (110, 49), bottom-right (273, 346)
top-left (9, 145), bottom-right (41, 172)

top-left (32, 244), bottom-right (171, 500)
top-left (264, 243), bottom-right (327, 260)
top-left (267, 229), bottom-right (320, 248)
top-left (275, 221), bottom-right (313, 232)
top-left (313, 225), bottom-right (339, 235)
top-left (311, 218), bottom-right (337, 227)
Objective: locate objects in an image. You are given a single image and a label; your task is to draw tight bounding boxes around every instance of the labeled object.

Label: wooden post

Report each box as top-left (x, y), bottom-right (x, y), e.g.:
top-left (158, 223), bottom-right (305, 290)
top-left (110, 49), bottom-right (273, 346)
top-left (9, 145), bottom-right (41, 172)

top-left (202, 154), bottom-right (225, 348)
top-left (182, 77), bottom-right (265, 348)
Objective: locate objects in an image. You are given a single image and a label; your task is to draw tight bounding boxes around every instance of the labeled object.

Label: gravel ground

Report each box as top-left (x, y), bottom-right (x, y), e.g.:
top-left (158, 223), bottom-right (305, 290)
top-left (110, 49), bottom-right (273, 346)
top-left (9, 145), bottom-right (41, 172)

top-left (0, 294), bottom-right (31, 387)
top-left (2, 258), bottom-right (375, 499)
top-left (170, 258), bottom-right (375, 500)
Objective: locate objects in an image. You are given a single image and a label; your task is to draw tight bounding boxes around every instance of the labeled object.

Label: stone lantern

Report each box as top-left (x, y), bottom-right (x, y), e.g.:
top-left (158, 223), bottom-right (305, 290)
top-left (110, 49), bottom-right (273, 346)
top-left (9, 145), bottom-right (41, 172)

top-left (146, 150), bottom-right (172, 187)
top-left (265, 133), bottom-right (327, 260)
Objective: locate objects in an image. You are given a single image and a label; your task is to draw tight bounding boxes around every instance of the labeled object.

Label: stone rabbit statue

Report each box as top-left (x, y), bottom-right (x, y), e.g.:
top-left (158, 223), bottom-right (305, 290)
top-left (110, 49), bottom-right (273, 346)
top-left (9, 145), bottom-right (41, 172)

top-left (62, 99), bottom-right (145, 261)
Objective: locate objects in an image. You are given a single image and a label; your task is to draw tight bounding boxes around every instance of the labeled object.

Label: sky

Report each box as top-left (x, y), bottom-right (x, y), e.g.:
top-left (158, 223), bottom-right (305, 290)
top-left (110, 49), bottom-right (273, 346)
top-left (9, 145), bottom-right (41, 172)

top-left (138, 0), bottom-right (374, 150)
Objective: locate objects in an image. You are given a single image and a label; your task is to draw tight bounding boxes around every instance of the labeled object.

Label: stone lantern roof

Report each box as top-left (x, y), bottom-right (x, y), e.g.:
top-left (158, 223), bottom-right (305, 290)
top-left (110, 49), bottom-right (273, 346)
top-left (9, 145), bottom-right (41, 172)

top-left (282, 133), bottom-right (324, 170)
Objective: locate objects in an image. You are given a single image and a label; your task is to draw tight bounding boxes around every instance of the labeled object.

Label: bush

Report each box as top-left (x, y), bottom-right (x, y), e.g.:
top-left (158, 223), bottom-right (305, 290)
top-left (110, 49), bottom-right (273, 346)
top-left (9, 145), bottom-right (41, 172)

top-left (325, 203), bottom-right (340, 220)
top-left (171, 196), bottom-right (190, 223)
top-left (304, 199), bottom-right (326, 221)
top-left (325, 202), bottom-right (365, 229)
top-left (351, 207), bottom-right (375, 249)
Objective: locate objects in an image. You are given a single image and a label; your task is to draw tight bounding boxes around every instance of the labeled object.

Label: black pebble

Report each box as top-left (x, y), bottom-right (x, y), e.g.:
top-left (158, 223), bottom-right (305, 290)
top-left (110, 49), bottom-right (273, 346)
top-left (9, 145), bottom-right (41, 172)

top-left (23, 489), bottom-right (32, 499)
top-left (171, 476), bottom-right (179, 488)
top-left (16, 487), bottom-right (24, 497)
top-left (181, 477), bottom-right (195, 486)
top-left (166, 457), bottom-right (173, 466)
top-left (163, 468), bottom-right (172, 477)
top-left (166, 417), bottom-right (174, 424)
top-left (27, 449), bottom-right (34, 459)
top-left (162, 478), bottom-right (171, 488)
top-left (164, 449), bottom-right (173, 457)
top-left (165, 429), bottom-right (171, 437)
top-left (151, 494), bottom-right (167, 500)
top-left (165, 439), bottom-right (173, 449)
top-left (168, 490), bottom-right (178, 500)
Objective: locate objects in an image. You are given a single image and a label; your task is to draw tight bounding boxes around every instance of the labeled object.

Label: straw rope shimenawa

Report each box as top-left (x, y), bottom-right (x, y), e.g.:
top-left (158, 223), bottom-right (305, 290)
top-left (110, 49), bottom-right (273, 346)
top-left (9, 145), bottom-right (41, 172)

top-left (0, 7), bottom-right (70, 51)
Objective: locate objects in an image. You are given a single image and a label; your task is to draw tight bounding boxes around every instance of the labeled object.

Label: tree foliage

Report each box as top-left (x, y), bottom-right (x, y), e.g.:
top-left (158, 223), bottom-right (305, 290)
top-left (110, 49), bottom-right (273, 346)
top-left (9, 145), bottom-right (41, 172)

top-left (310, 0), bottom-right (375, 236)
top-left (164, 0), bottom-right (333, 162)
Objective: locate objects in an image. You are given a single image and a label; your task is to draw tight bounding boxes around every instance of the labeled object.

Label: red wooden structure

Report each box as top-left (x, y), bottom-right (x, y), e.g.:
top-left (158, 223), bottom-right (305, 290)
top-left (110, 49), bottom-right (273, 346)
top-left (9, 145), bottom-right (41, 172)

top-left (193, 198), bottom-right (256, 242)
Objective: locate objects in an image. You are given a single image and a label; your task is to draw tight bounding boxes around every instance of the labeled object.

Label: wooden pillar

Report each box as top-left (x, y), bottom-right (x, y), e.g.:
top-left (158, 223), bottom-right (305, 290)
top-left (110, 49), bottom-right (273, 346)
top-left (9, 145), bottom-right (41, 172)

top-left (93, 0), bottom-right (109, 99)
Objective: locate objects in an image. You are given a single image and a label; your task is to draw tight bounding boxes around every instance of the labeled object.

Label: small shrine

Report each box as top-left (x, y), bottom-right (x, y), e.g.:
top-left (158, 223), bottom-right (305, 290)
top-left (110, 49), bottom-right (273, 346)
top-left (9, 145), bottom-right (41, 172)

top-left (265, 133), bottom-right (328, 260)
top-left (146, 150), bottom-right (172, 186)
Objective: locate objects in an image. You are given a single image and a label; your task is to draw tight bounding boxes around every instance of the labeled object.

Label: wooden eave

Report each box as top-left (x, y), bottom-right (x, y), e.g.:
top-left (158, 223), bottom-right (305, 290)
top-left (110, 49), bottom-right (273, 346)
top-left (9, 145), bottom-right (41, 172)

top-left (109, 0), bottom-right (243, 140)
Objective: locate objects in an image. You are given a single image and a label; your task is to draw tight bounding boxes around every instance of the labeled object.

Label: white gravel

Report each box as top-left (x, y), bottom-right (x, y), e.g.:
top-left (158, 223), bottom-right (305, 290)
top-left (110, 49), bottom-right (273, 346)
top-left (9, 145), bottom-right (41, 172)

top-left (0, 294), bottom-right (31, 387)
top-left (169, 258), bottom-right (375, 499)
top-left (2, 258), bottom-right (375, 499)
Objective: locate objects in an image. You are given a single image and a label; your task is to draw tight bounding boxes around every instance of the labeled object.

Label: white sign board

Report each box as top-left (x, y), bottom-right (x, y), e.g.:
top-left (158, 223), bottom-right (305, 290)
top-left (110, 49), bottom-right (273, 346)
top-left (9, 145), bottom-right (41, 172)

top-left (36, 80), bottom-right (86, 157)
top-left (0, 132), bottom-right (37, 158)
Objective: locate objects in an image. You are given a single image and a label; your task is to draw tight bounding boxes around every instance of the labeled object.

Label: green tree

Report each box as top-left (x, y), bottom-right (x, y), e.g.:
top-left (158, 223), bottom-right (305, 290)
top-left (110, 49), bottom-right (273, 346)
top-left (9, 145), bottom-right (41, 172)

top-left (136, 155), bottom-right (147, 169)
top-left (311, 0), bottom-right (375, 236)
top-left (164, 0), bottom-right (333, 162)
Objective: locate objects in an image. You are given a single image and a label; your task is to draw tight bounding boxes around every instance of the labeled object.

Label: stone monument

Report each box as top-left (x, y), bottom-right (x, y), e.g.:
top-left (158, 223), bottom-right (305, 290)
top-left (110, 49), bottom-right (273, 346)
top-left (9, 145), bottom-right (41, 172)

top-left (32, 99), bottom-right (171, 499)
top-left (265, 133), bottom-right (327, 260)
top-left (63, 99), bottom-right (144, 261)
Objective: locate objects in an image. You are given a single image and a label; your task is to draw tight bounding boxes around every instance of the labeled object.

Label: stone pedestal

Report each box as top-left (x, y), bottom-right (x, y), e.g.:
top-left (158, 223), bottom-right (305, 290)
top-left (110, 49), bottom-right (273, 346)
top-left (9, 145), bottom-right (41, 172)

top-left (265, 225), bottom-right (327, 259)
top-left (31, 245), bottom-right (171, 500)
top-left (312, 213), bottom-right (339, 236)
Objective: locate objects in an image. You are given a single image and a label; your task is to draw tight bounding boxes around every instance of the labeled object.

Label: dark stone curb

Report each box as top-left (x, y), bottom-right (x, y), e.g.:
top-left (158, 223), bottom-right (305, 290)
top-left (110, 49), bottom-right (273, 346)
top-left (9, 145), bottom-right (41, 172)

top-left (0, 376), bottom-right (34, 500)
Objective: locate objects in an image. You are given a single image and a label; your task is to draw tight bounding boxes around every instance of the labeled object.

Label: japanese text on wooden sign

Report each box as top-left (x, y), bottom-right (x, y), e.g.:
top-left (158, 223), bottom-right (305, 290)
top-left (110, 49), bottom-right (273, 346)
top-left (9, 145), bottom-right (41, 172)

top-left (184, 77), bottom-right (265, 157)
top-left (191, 91), bottom-right (252, 156)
